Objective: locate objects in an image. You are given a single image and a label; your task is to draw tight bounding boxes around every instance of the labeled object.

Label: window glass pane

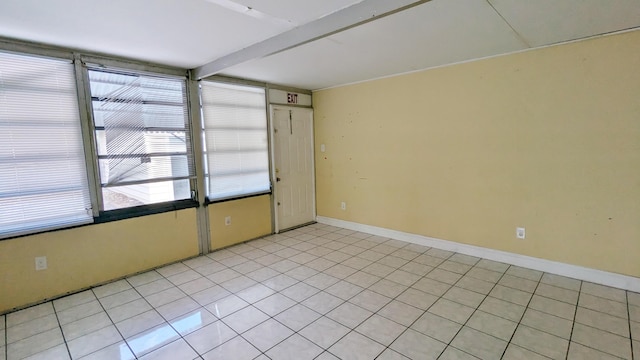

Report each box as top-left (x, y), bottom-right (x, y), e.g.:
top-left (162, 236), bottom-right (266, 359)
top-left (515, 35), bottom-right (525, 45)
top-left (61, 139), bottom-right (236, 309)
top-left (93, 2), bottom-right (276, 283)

top-left (88, 69), bottom-right (195, 210)
top-left (200, 82), bottom-right (270, 200)
top-left (0, 51), bottom-right (92, 238)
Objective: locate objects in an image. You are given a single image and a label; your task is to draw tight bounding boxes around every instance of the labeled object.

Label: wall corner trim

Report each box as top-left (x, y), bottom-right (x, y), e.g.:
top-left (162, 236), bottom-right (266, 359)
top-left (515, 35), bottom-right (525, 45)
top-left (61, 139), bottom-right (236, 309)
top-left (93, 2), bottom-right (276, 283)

top-left (316, 216), bottom-right (640, 293)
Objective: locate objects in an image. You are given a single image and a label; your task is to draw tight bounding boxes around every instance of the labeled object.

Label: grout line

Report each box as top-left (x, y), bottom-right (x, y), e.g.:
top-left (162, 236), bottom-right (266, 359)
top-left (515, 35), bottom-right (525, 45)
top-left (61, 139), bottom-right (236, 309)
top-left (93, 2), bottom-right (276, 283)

top-left (498, 268), bottom-right (544, 359)
top-left (90, 288), bottom-right (138, 359)
top-left (50, 301), bottom-right (74, 360)
top-left (629, 291), bottom-right (635, 360)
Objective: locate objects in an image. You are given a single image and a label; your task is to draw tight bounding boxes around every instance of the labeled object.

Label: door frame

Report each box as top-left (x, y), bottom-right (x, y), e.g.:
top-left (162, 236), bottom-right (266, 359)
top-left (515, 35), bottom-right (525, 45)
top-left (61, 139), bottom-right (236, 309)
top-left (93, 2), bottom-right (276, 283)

top-left (269, 104), bottom-right (317, 233)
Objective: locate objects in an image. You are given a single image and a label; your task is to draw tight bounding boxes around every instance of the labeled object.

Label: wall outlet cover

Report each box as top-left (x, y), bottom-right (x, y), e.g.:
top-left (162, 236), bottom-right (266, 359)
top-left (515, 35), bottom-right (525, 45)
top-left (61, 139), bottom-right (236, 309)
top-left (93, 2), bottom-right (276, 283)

top-left (35, 256), bottom-right (47, 271)
top-left (225, 216), bottom-right (232, 226)
top-left (516, 227), bottom-right (526, 239)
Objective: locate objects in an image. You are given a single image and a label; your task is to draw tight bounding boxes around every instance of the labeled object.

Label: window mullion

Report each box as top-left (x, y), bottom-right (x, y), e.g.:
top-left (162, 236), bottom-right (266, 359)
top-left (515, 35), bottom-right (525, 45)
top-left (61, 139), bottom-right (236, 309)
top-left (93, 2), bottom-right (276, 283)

top-left (73, 55), bottom-right (103, 216)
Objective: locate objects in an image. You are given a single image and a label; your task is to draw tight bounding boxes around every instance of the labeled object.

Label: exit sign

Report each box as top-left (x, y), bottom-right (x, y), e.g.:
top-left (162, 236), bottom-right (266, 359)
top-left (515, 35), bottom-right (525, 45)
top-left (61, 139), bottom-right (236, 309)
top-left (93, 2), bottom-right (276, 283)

top-left (287, 93), bottom-right (298, 104)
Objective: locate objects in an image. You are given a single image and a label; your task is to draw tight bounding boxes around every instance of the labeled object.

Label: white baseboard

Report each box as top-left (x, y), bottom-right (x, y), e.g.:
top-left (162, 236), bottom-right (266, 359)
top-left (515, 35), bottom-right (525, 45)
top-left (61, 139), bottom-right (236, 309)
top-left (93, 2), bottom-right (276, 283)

top-left (316, 216), bottom-right (640, 293)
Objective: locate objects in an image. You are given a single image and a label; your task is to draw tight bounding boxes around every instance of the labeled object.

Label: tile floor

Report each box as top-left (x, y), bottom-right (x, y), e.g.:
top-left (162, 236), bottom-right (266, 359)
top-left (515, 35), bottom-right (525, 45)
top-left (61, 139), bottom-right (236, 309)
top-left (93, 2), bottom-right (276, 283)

top-left (2, 223), bottom-right (639, 360)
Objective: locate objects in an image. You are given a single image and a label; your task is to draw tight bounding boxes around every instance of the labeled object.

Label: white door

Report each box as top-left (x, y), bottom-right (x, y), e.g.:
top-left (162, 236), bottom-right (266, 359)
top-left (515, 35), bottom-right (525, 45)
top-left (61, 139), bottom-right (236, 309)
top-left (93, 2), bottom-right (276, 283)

top-left (271, 106), bottom-right (315, 232)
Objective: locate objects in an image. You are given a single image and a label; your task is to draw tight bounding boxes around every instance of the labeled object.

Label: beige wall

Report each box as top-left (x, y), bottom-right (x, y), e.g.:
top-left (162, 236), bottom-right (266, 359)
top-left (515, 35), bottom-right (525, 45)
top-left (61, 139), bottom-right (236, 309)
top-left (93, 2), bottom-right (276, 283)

top-left (0, 209), bottom-right (199, 313)
top-left (313, 31), bottom-right (640, 277)
top-left (209, 195), bottom-right (272, 250)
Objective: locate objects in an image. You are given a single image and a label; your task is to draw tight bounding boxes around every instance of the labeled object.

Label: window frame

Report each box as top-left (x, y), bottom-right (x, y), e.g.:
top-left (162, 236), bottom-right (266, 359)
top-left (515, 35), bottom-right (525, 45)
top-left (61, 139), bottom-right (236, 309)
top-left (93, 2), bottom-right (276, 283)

top-left (199, 80), bottom-right (272, 203)
top-left (83, 64), bottom-right (199, 216)
top-left (0, 49), bottom-right (94, 239)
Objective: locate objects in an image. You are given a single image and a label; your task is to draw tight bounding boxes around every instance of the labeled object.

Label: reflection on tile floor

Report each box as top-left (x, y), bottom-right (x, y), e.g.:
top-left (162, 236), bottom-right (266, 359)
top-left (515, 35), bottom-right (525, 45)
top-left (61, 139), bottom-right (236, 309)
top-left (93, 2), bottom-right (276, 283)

top-left (3, 223), bottom-right (640, 359)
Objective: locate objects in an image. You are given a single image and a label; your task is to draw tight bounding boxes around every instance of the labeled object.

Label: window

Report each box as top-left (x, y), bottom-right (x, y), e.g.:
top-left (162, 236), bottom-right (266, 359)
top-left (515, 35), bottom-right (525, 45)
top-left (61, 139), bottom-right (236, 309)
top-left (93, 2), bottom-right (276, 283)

top-left (200, 81), bottom-right (270, 201)
top-left (87, 69), bottom-right (195, 210)
top-left (0, 51), bottom-right (92, 238)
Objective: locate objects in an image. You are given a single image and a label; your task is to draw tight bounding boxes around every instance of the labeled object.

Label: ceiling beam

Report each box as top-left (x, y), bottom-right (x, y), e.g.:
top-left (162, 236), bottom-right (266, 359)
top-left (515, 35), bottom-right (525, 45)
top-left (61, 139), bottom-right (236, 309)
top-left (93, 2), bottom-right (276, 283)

top-left (194, 0), bottom-right (431, 80)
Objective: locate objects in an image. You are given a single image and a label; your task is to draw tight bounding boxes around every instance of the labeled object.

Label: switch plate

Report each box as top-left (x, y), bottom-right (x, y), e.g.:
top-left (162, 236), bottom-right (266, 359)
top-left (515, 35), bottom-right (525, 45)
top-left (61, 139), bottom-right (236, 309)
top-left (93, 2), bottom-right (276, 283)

top-left (516, 227), bottom-right (525, 239)
top-left (341, 202), bottom-right (346, 210)
top-left (35, 256), bottom-right (47, 271)
top-left (320, 144), bottom-right (326, 152)
top-left (225, 216), bottom-right (232, 226)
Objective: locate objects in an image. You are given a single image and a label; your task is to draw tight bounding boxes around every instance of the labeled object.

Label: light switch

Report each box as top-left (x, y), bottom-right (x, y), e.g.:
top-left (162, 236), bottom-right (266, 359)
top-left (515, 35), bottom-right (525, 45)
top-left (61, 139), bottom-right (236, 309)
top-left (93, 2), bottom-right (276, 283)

top-left (320, 144), bottom-right (326, 152)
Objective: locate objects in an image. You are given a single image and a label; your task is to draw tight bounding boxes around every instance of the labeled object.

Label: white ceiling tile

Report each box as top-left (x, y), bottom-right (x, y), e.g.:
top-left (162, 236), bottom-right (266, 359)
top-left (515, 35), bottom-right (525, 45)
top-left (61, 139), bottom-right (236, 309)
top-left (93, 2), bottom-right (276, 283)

top-left (489, 0), bottom-right (640, 47)
top-left (230, 0), bottom-right (365, 25)
top-left (222, 0), bottom-right (527, 89)
top-left (0, 0), bottom-right (293, 68)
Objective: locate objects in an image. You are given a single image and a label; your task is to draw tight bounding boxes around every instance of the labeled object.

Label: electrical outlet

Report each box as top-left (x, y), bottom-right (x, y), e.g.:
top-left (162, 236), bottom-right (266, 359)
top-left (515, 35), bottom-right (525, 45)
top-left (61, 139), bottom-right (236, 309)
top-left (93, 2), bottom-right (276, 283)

top-left (225, 216), bottom-right (232, 226)
top-left (516, 227), bottom-right (526, 239)
top-left (341, 202), bottom-right (346, 210)
top-left (35, 256), bottom-right (47, 271)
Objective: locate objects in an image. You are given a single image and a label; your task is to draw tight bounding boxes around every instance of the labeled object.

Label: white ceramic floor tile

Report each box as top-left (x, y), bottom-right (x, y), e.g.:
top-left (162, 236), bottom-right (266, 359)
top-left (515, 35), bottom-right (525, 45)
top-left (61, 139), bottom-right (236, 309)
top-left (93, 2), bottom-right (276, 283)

top-left (428, 298), bottom-right (475, 324)
top-left (116, 310), bottom-right (165, 339)
top-left (22, 344), bottom-right (69, 360)
top-left (53, 291), bottom-right (96, 312)
top-left (581, 282), bottom-right (627, 303)
top-left (567, 342), bottom-right (622, 360)
top-left (377, 300), bottom-right (423, 327)
top-left (99, 289), bottom-right (141, 311)
top-left (178, 278), bottom-right (216, 296)
top-left (390, 329), bottom-right (446, 360)
top-left (355, 314), bottom-right (406, 346)
top-left (254, 293), bottom-right (296, 317)
top-left (57, 300), bottom-right (104, 326)
top-left (67, 325), bottom-right (122, 359)
top-left (376, 349), bottom-right (410, 360)
top-left (204, 294), bottom-right (249, 319)
top-left (274, 304), bottom-right (321, 332)
top-left (62, 312), bottom-right (112, 341)
top-left (577, 294), bottom-right (627, 319)
top-left (169, 308), bottom-right (217, 336)
top-left (236, 284), bottom-right (275, 304)
top-left (502, 343), bottom-right (549, 360)
top-left (191, 286), bottom-right (231, 307)
top-left (7, 327), bottom-right (64, 360)
top-left (156, 263), bottom-right (190, 278)
top-left (535, 283), bottom-right (579, 305)
top-left (478, 297), bottom-right (526, 322)
top-left (126, 271), bottom-right (163, 288)
top-left (135, 279), bottom-right (174, 298)
top-left (521, 308), bottom-right (573, 339)
top-left (301, 292), bottom-right (343, 315)
top-left (107, 299), bottom-right (152, 324)
top-left (511, 325), bottom-right (569, 359)
top-left (466, 310), bottom-right (517, 341)
top-left (300, 317), bottom-right (350, 349)
top-left (540, 273), bottom-right (581, 291)
top-left (7, 303), bottom-right (54, 327)
top-left (145, 287), bottom-right (186, 309)
top-left (7, 313), bottom-right (59, 344)
top-left (184, 320), bottom-right (236, 354)
top-left (329, 331), bottom-right (386, 360)
top-left (411, 312), bottom-right (462, 344)
top-left (266, 334), bottom-right (323, 360)
top-left (202, 336), bottom-right (260, 360)
top-left (280, 282), bottom-right (320, 302)
top-left (126, 323), bottom-right (180, 358)
top-left (570, 323), bottom-right (631, 359)
top-left (443, 287), bottom-right (486, 308)
top-left (241, 319), bottom-right (293, 352)
top-left (93, 280), bottom-right (132, 299)
top-left (326, 302), bottom-right (373, 329)
top-left (167, 270), bottom-right (202, 286)
top-left (139, 338), bottom-right (197, 360)
top-left (450, 327), bottom-right (508, 360)
top-left (156, 297), bottom-right (200, 321)
top-left (438, 347), bottom-right (480, 360)
top-left (574, 306), bottom-right (629, 337)
top-left (220, 306), bottom-right (268, 334)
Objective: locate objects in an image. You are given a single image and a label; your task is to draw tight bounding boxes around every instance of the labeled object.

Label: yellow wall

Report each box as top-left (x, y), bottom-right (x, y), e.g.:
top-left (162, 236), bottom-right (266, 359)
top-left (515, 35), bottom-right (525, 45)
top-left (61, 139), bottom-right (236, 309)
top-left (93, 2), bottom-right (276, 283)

top-left (209, 195), bottom-right (272, 250)
top-left (313, 31), bottom-right (640, 277)
top-left (0, 209), bottom-right (199, 313)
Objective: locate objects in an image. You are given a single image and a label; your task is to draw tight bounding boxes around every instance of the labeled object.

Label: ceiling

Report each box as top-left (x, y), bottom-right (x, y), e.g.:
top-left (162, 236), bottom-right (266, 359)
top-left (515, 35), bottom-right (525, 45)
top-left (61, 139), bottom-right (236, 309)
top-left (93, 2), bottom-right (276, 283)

top-left (0, 0), bottom-right (639, 90)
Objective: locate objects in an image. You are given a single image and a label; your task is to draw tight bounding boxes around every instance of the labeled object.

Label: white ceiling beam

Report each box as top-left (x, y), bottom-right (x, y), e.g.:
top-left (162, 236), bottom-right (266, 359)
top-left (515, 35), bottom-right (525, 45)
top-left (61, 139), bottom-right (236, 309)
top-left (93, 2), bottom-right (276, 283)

top-left (194, 0), bottom-right (431, 80)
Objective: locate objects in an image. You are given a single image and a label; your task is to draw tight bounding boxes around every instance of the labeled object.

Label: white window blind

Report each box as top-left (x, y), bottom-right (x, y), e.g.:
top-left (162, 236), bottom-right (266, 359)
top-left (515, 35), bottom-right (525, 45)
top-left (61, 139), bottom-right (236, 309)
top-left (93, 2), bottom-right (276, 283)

top-left (0, 51), bottom-right (92, 238)
top-left (88, 69), bottom-right (195, 210)
top-left (200, 81), bottom-right (270, 201)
